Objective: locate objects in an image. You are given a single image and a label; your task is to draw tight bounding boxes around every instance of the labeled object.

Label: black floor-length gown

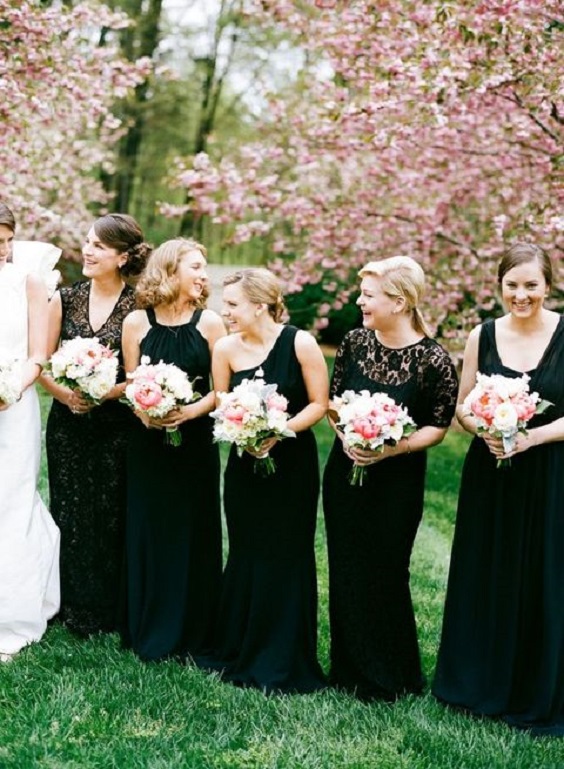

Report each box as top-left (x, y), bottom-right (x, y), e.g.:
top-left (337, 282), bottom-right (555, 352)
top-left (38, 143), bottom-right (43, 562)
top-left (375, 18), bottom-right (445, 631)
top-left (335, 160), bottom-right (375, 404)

top-left (121, 308), bottom-right (222, 661)
top-left (46, 281), bottom-right (135, 636)
top-left (433, 317), bottom-right (564, 736)
top-left (198, 325), bottom-right (325, 693)
top-left (323, 329), bottom-right (458, 701)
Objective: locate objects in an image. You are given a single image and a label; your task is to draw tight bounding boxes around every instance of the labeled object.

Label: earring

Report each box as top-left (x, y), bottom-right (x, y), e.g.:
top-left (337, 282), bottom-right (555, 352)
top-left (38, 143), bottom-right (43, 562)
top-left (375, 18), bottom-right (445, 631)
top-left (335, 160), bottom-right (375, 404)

top-left (255, 309), bottom-right (261, 318)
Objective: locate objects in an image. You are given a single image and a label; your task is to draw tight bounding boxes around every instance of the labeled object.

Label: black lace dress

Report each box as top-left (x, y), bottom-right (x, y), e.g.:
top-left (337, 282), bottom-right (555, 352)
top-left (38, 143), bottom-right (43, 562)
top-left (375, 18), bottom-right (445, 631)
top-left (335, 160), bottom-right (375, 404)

top-left (46, 281), bottom-right (136, 636)
top-left (323, 328), bottom-right (458, 700)
top-left (433, 318), bottom-right (564, 736)
top-left (197, 325), bottom-right (326, 693)
top-left (121, 308), bottom-right (222, 661)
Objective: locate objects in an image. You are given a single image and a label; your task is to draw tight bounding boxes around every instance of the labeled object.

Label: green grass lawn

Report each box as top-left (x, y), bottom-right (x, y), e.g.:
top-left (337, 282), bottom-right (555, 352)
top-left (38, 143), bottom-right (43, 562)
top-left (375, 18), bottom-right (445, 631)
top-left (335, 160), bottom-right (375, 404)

top-left (2, 395), bottom-right (564, 768)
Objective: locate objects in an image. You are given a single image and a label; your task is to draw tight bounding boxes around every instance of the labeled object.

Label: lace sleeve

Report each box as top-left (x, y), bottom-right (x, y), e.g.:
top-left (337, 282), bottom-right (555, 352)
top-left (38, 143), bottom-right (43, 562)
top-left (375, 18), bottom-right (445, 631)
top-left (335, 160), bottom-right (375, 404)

top-left (330, 332), bottom-right (352, 398)
top-left (420, 343), bottom-right (459, 427)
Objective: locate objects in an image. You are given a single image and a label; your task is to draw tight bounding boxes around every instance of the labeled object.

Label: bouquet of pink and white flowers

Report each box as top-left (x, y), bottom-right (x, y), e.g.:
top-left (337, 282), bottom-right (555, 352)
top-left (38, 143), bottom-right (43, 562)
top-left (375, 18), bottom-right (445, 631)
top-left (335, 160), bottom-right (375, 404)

top-left (0, 357), bottom-right (22, 406)
top-left (333, 389), bottom-right (417, 486)
top-left (211, 369), bottom-right (295, 476)
top-left (463, 372), bottom-right (551, 467)
top-left (124, 356), bottom-right (201, 446)
top-left (45, 336), bottom-right (118, 404)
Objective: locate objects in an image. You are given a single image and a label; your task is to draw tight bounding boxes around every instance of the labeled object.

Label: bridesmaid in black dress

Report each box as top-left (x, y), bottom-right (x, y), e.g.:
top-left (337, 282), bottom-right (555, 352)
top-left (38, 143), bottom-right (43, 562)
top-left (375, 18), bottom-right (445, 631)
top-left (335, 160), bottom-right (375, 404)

top-left (323, 256), bottom-right (458, 701)
top-left (121, 238), bottom-right (225, 661)
top-left (433, 243), bottom-right (564, 736)
top-left (199, 268), bottom-right (328, 693)
top-left (41, 214), bottom-right (151, 636)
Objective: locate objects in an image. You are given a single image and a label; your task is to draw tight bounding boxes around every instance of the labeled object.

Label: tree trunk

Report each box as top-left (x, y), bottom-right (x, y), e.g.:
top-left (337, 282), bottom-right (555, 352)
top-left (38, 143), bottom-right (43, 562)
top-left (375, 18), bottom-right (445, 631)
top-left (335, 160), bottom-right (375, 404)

top-left (105, 0), bottom-right (163, 213)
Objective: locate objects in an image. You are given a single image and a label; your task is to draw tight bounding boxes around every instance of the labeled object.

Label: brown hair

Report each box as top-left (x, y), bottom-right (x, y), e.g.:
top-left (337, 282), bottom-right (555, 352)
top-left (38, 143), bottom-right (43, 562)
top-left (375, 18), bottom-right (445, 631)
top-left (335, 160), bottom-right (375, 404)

top-left (0, 203), bottom-right (16, 233)
top-left (92, 213), bottom-right (151, 278)
top-left (136, 238), bottom-right (208, 309)
top-left (359, 255), bottom-right (431, 337)
top-left (497, 242), bottom-right (553, 290)
top-left (223, 268), bottom-right (285, 322)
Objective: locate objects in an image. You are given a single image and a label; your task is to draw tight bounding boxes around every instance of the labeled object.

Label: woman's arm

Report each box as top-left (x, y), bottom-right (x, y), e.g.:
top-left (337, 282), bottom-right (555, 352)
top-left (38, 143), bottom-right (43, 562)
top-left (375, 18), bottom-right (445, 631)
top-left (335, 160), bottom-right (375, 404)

top-left (455, 326), bottom-right (481, 435)
top-left (122, 309), bottom-right (147, 374)
top-left (38, 290), bottom-right (92, 413)
top-left (211, 335), bottom-right (233, 399)
top-left (21, 274), bottom-right (48, 390)
top-left (287, 330), bottom-right (329, 433)
top-left (522, 416), bottom-right (564, 448)
top-left (349, 425), bottom-right (449, 465)
top-left (122, 310), bottom-right (157, 428)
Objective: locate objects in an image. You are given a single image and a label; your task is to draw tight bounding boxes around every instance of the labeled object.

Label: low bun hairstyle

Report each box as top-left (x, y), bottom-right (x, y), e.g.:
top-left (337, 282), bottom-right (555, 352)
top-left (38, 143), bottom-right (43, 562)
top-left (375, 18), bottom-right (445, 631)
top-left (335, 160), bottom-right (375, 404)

top-left (223, 268), bottom-right (286, 322)
top-left (92, 214), bottom-right (151, 278)
top-left (0, 202), bottom-right (16, 233)
top-left (359, 255), bottom-right (431, 337)
top-left (136, 238), bottom-right (208, 309)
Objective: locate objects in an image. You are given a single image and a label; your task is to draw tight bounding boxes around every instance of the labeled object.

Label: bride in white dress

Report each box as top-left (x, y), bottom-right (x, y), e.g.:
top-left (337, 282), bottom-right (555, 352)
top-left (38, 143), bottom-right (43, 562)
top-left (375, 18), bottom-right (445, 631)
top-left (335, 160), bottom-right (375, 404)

top-left (0, 203), bottom-right (60, 661)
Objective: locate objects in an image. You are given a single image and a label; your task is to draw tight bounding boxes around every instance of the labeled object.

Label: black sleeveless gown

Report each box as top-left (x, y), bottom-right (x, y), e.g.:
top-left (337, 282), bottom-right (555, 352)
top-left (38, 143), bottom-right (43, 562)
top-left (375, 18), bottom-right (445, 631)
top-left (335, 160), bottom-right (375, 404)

top-left (323, 328), bottom-right (458, 700)
top-left (197, 325), bottom-right (325, 693)
top-left (433, 317), bottom-right (564, 736)
top-left (121, 308), bottom-right (222, 661)
top-left (47, 281), bottom-right (135, 636)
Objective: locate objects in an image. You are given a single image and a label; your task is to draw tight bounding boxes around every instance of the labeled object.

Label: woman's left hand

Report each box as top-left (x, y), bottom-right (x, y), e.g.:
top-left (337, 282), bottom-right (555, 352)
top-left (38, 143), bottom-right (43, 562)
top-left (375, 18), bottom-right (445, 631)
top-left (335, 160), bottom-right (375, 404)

top-left (347, 445), bottom-right (391, 465)
top-left (246, 437), bottom-right (279, 458)
top-left (499, 430), bottom-right (538, 461)
top-left (149, 404), bottom-right (195, 430)
top-left (69, 390), bottom-right (96, 415)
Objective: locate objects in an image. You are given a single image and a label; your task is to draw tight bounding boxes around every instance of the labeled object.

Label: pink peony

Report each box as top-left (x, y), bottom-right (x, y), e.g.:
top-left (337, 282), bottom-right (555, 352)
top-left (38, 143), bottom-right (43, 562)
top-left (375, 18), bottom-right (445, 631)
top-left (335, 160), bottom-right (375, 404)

top-left (380, 401), bottom-right (400, 425)
top-left (512, 394), bottom-right (537, 421)
top-left (266, 393), bottom-right (288, 412)
top-left (471, 392), bottom-right (502, 422)
top-left (132, 380), bottom-right (163, 410)
top-left (224, 404), bottom-right (247, 424)
top-left (77, 347), bottom-right (103, 369)
top-left (352, 417), bottom-right (381, 440)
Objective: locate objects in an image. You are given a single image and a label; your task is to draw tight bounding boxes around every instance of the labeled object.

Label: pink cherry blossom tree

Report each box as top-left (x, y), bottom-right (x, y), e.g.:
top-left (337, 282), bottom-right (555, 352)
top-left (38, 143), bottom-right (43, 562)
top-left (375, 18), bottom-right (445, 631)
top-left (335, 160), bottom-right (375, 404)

top-left (170, 0), bottom-right (563, 352)
top-left (0, 0), bottom-right (150, 247)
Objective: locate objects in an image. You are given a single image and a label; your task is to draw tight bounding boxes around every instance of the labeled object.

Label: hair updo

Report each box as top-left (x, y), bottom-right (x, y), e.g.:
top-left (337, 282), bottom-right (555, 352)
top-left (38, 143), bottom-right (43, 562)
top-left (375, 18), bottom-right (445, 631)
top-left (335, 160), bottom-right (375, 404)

top-left (0, 202), bottom-right (16, 233)
top-left (359, 255), bottom-right (431, 337)
top-left (497, 242), bottom-right (553, 290)
top-left (92, 213), bottom-right (151, 278)
top-left (223, 268), bottom-right (286, 322)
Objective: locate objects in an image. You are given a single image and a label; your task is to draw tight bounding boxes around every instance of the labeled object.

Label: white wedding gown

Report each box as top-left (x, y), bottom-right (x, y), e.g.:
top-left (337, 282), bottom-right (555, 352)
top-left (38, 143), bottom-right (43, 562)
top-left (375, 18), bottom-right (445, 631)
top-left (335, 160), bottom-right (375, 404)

top-left (0, 261), bottom-right (60, 655)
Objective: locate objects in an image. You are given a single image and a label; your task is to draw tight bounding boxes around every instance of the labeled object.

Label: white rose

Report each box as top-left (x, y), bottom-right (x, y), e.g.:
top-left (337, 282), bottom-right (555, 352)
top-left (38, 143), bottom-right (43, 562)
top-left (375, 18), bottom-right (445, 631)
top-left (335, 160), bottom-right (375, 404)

top-left (267, 410), bottom-right (288, 433)
top-left (492, 402), bottom-right (518, 433)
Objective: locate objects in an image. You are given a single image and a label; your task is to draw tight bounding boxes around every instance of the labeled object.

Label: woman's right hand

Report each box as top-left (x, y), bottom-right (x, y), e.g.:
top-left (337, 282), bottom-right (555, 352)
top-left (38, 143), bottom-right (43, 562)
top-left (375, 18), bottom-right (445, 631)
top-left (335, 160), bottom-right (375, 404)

top-left (480, 432), bottom-right (505, 459)
top-left (134, 409), bottom-right (159, 429)
top-left (63, 389), bottom-right (94, 415)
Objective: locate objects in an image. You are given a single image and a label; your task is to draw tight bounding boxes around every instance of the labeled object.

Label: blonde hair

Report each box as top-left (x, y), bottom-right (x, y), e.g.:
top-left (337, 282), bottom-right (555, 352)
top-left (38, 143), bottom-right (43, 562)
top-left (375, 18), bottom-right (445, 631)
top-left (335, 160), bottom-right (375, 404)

top-left (359, 255), bottom-right (431, 336)
top-left (223, 268), bottom-right (286, 322)
top-left (136, 238), bottom-right (208, 309)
